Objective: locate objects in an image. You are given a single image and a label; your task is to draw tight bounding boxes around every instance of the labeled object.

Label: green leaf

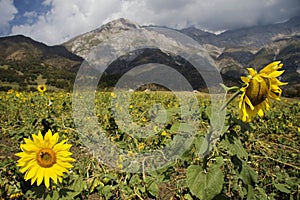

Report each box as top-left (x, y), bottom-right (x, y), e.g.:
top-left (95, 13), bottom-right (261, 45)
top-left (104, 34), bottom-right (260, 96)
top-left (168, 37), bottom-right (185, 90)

top-left (101, 185), bottom-right (113, 199)
top-left (170, 122), bottom-right (195, 133)
top-left (154, 109), bottom-right (167, 123)
top-left (89, 178), bottom-right (104, 193)
top-left (184, 193), bottom-right (194, 200)
top-left (178, 123), bottom-right (195, 133)
top-left (255, 187), bottom-right (268, 200)
top-left (170, 122), bottom-right (180, 133)
top-left (221, 132), bottom-right (248, 159)
top-left (274, 183), bottom-right (291, 194)
top-left (129, 174), bottom-right (141, 186)
top-left (199, 137), bottom-right (209, 156)
top-left (138, 185), bottom-right (146, 193)
top-left (193, 135), bottom-right (204, 152)
top-left (204, 105), bottom-right (212, 121)
top-left (231, 155), bottom-right (258, 185)
top-left (232, 117), bottom-right (253, 133)
top-left (147, 182), bottom-right (159, 197)
top-left (186, 159), bottom-right (224, 200)
top-left (246, 185), bottom-right (256, 200)
top-left (44, 190), bottom-right (59, 200)
top-left (69, 175), bottom-right (86, 193)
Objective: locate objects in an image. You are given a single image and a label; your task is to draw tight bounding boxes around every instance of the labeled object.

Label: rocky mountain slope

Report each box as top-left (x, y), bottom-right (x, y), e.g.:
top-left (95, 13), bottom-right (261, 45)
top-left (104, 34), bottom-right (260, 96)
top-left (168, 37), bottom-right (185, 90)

top-left (64, 17), bottom-right (300, 96)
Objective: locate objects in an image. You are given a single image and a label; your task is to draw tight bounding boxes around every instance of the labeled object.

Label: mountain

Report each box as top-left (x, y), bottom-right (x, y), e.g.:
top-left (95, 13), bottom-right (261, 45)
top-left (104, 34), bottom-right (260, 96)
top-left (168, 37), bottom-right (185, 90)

top-left (181, 16), bottom-right (300, 49)
top-left (0, 35), bottom-right (83, 91)
top-left (64, 17), bottom-right (300, 96)
top-left (64, 18), bottom-right (141, 59)
top-left (0, 17), bottom-right (299, 96)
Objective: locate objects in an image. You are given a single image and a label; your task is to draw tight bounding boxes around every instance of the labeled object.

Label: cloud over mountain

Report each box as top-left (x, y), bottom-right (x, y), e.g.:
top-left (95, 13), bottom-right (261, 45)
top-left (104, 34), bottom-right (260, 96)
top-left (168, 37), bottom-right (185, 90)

top-left (1, 0), bottom-right (300, 45)
top-left (0, 0), bottom-right (17, 34)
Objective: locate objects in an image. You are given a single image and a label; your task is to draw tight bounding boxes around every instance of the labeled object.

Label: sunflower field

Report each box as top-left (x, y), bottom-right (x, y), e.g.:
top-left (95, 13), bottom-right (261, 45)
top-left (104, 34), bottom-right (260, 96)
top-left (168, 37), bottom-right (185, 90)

top-left (0, 85), bottom-right (299, 199)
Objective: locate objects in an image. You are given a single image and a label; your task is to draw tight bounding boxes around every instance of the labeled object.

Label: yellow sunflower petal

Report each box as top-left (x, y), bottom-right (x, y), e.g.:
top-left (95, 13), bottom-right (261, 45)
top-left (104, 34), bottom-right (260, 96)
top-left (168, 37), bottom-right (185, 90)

top-left (55, 163), bottom-right (70, 174)
top-left (36, 167), bottom-right (45, 186)
top-left (244, 95), bottom-right (255, 110)
top-left (259, 61), bottom-right (281, 74)
top-left (56, 151), bottom-right (73, 157)
top-left (247, 68), bottom-right (257, 77)
top-left (239, 102), bottom-right (248, 122)
top-left (266, 70), bottom-right (285, 78)
top-left (31, 173), bottom-right (38, 185)
top-left (264, 99), bottom-right (271, 110)
top-left (20, 142), bottom-right (40, 152)
top-left (24, 163), bottom-right (39, 181)
top-left (44, 129), bottom-right (53, 142)
top-left (24, 138), bottom-right (34, 145)
top-left (17, 156), bottom-right (36, 166)
top-left (246, 106), bottom-right (257, 120)
top-left (270, 78), bottom-right (287, 86)
top-left (44, 171), bottom-right (50, 188)
top-left (238, 97), bottom-right (244, 109)
top-left (37, 131), bottom-right (44, 141)
top-left (58, 161), bottom-right (74, 169)
top-left (241, 76), bottom-right (250, 83)
top-left (32, 132), bottom-right (44, 147)
top-left (53, 142), bottom-right (72, 152)
top-left (50, 133), bottom-right (59, 148)
top-left (15, 151), bottom-right (30, 158)
top-left (48, 168), bottom-right (58, 184)
top-left (257, 107), bottom-right (264, 117)
top-left (52, 164), bottom-right (65, 177)
top-left (19, 159), bottom-right (36, 173)
top-left (269, 92), bottom-right (281, 100)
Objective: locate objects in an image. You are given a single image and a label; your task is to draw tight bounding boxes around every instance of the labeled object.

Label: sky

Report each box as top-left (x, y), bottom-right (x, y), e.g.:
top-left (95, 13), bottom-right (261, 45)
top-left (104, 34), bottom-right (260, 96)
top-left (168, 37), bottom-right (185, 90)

top-left (1, 0), bottom-right (300, 45)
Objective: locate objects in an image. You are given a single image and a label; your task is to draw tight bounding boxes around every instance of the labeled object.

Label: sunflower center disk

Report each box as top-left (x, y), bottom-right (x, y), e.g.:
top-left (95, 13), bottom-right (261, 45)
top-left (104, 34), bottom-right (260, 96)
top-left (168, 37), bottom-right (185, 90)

top-left (36, 148), bottom-right (56, 168)
top-left (246, 76), bottom-right (269, 106)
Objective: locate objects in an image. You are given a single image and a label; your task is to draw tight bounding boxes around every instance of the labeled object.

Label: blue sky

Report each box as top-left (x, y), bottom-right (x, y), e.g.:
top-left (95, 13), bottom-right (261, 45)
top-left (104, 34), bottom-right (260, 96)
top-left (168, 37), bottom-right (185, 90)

top-left (12, 0), bottom-right (51, 26)
top-left (1, 0), bottom-right (300, 45)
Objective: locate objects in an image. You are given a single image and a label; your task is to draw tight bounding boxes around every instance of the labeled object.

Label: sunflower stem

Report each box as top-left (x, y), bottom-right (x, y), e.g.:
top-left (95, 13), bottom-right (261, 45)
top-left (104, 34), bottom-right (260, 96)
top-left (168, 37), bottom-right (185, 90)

top-left (202, 154), bottom-right (209, 171)
top-left (219, 89), bottom-right (242, 112)
top-left (220, 83), bottom-right (240, 93)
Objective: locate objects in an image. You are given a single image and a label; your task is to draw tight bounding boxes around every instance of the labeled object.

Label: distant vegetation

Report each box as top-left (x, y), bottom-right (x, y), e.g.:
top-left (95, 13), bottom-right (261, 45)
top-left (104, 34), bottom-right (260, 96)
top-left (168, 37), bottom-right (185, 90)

top-left (0, 60), bottom-right (76, 92)
top-left (0, 35), bottom-right (82, 92)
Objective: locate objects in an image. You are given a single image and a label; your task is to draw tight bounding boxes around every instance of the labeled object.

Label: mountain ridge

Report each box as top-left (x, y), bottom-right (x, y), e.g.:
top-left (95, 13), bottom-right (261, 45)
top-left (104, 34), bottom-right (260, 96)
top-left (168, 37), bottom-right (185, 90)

top-left (180, 16), bottom-right (300, 49)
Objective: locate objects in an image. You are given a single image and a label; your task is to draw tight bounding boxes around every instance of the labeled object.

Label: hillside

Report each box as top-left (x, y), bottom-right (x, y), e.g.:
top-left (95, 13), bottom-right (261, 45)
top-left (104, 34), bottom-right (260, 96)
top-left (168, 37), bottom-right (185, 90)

top-left (0, 35), bottom-right (83, 91)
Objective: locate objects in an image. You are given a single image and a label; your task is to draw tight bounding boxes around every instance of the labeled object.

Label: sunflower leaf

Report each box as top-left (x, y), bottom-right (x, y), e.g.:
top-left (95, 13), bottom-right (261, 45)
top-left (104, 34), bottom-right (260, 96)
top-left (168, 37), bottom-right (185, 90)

top-left (187, 157), bottom-right (224, 200)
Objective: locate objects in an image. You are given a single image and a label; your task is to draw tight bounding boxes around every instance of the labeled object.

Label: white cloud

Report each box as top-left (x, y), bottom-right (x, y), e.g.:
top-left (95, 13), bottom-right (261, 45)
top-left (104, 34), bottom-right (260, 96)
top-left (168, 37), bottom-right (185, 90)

top-left (12, 0), bottom-right (122, 45)
top-left (124, 0), bottom-right (300, 31)
top-left (24, 11), bottom-right (38, 18)
top-left (23, 11), bottom-right (38, 24)
top-left (10, 0), bottom-right (300, 45)
top-left (0, 0), bottom-right (17, 34)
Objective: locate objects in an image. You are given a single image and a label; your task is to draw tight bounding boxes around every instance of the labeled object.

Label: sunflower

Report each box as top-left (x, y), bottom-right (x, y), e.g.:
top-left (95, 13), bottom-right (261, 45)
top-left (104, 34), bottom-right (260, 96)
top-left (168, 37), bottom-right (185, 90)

top-left (239, 61), bottom-right (287, 122)
top-left (138, 142), bottom-right (145, 149)
top-left (37, 84), bottom-right (47, 93)
top-left (15, 130), bottom-right (75, 188)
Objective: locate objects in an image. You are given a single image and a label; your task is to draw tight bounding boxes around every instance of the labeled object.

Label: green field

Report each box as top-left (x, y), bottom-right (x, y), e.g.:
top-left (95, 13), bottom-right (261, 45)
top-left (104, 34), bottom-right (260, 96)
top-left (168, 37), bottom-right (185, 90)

top-left (0, 90), bottom-right (299, 199)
